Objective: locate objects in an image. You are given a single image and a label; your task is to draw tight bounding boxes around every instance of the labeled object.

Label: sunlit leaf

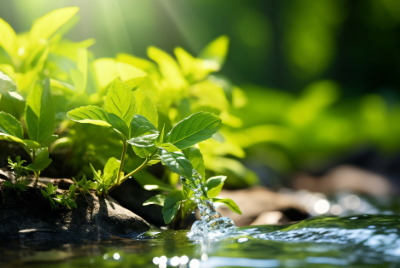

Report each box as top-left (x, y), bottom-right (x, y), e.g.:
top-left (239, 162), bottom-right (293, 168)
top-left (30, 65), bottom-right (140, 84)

top-left (67, 106), bottom-right (111, 127)
top-left (0, 112), bottom-right (23, 139)
top-left (0, 71), bottom-right (17, 92)
top-left (108, 113), bottom-right (129, 139)
top-left (159, 149), bottom-right (193, 178)
top-left (30, 7), bottom-right (79, 41)
top-left (206, 176), bottom-right (227, 198)
top-left (25, 147), bottom-right (52, 172)
top-left (105, 79), bottom-right (136, 126)
top-left (166, 112), bottom-right (221, 149)
top-left (182, 146), bottom-right (205, 181)
top-left (199, 35), bottom-right (229, 71)
top-left (212, 197), bottom-right (242, 215)
top-left (0, 18), bottom-right (16, 56)
top-left (70, 48), bottom-right (88, 94)
top-left (143, 194), bottom-right (168, 206)
top-left (159, 143), bottom-right (180, 152)
top-left (147, 46), bottom-right (187, 89)
top-left (25, 78), bottom-right (55, 145)
top-left (135, 89), bottom-right (158, 128)
top-left (93, 58), bottom-right (118, 89)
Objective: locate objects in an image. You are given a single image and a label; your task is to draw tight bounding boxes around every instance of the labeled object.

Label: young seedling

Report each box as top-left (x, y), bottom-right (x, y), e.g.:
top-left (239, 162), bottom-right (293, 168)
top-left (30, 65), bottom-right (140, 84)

top-left (3, 156), bottom-right (29, 196)
top-left (0, 75), bottom-right (57, 182)
top-left (41, 183), bottom-right (77, 210)
top-left (89, 157), bottom-right (120, 198)
top-left (53, 185), bottom-right (77, 209)
top-left (41, 183), bottom-right (58, 210)
top-left (73, 175), bottom-right (94, 195)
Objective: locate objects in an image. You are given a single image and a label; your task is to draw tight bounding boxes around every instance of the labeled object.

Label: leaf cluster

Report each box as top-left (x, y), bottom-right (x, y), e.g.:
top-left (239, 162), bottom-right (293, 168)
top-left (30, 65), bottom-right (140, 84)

top-left (41, 183), bottom-right (77, 210)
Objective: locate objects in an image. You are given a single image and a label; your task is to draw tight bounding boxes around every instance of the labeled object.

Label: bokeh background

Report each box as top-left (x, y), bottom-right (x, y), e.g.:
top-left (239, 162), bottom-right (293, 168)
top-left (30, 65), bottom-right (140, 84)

top-left (1, 0), bottom-right (400, 224)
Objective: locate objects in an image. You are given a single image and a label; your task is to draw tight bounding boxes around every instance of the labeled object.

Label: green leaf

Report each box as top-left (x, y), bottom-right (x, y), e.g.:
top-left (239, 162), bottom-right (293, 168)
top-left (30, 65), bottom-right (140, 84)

top-left (25, 78), bottom-right (55, 145)
top-left (25, 147), bottom-right (52, 172)
top-left (162, 190), bottom-right (186, 224)
top-left (108, 113), bottom-right (129, 139)
top-left (129, 114), bottom-right (157, 138)
top-left (29, 7), bottom-right (79, 40)
top-left (206, 176), bottom-right (227, 198)
top-left (182, 147), bottom-right (205, 181)
top-left (105, 79), bottom-right (136, 126)
top-left (0, 71), bottom-right (17, 92)
top-left (212, 197), bottom-right (242, 215)
top-left (0, 112), bottom-right (23, 139)
top-left (67, 106), bottom-right (111, 127)
top-left (117, 62), bottom-right (147, 87)
top-left (104, 157), bottom-right (120, 177)
top-left (133, 146), bottom-right (158, 158)
top-left (143, 194), bottom-right (167, 206)
top-left (23, 139), bottom-right (41, 149)
top-left (147, 46), bottom-right (187, 89)
top-left (40, 135), bottom-right (59, 147)
top-left (90, 163), bottom-right (102, 181)
top-left (166, 112), bottom-right (222, 149)
top-left (0, 133), bottom-right (24, 144)
top-left (159, 149), bottom-right (193, 178)
top-left (127, 128), bottom-right (159, 148)
top-left (129, 115), bottom-right (158, 157)
top-left (0, 19), bottom-right (17, 56)
top-left (159, 143), bottom-right (180, 152)
top-left (135, 89), bottom-right (158, 128)
top-left (133, 170), bottom-right (175, 192)
top-left (70, 48), bottom-right (88, 94)
top-left (199, 35), bottom-right (229, 71)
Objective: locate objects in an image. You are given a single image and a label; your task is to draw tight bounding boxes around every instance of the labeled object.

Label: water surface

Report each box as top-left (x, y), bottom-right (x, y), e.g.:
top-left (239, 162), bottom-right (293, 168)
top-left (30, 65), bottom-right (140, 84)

top-left (1, 215), bottom-right (400, 267)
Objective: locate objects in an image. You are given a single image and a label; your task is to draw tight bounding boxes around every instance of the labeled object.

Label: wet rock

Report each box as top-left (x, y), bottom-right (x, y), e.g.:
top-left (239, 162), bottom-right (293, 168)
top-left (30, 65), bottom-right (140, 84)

top-left (110, 178), bottom-right (165, 226)
top-left (208, 186), bottom-right (307, 227)
top-left (0, 178), bottom-right (150, 241)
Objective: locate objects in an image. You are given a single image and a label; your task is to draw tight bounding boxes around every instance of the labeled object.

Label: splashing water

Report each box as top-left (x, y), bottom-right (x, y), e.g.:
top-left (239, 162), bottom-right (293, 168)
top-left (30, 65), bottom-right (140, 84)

top-left (180, 170), bottom-right (236, 238)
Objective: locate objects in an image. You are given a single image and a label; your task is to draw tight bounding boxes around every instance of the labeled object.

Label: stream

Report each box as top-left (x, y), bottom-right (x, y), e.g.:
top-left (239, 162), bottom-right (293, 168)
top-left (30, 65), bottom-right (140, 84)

top-left (1, 214), bottom-right (400, 267)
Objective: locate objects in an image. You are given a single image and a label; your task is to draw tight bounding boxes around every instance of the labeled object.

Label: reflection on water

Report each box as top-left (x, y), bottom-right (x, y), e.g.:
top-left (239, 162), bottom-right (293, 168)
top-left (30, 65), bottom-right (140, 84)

top-left (1, 215), bottom-right (400, 267)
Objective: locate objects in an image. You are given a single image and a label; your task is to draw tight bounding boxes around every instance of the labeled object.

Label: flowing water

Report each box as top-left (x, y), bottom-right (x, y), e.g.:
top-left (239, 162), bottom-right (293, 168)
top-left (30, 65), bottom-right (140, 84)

top-left (1, 214), bottom-right (400, 267)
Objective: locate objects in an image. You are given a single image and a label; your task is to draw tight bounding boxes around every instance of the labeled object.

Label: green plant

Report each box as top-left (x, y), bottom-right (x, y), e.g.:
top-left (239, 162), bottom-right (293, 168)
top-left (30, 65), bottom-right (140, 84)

top-left (3, 156), bottom-right (29, 196)
top-left (41, 183), bottom-right (58, 210)
top-left (53, 185), bottom-right (77, 209)
top-left (67, 77), bottom-right (241, 224)
top-left (72, 175), bottom-right (94, 196)
top-left (0, 74), bottom-right (56, 182)
top-left (41, 183), bottom-right (77, 210)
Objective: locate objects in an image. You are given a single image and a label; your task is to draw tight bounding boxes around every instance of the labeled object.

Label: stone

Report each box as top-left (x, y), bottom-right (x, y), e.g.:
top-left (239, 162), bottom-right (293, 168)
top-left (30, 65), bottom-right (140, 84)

top-left (0, 178), bottom-right (150, 241)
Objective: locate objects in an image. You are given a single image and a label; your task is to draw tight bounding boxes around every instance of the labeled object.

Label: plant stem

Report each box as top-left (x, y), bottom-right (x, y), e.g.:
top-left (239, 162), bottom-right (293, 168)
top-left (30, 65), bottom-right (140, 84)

top-left (108, 149), bottom-right (158, 193)
top-left (116, 139), bottom-right (128, 186)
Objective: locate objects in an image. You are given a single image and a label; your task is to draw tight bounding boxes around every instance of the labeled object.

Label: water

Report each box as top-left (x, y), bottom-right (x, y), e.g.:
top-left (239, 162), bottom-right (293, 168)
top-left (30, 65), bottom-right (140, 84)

top-left (180, 170), bottom-right (235, 238)
top-left (2, 214), bottom-right (400, 267)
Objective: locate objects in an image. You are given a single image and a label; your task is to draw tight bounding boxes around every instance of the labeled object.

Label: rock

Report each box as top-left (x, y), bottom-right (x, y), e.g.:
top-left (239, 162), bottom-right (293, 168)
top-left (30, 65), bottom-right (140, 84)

top-left (250, 211), bottom-right (289, 225)
top-left (0, 178), bottom-right (150, 241)
top-left (292, 165), bottom-right (394, 197)
top-left (110, 178), bottom-right (165, 226)
top-left (206, 186), bottom-right (307, 227)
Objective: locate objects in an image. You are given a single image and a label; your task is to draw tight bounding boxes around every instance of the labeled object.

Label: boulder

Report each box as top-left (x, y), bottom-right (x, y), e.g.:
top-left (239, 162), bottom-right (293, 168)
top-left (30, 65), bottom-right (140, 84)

top-left (0, 178), bottom-right (150, 241)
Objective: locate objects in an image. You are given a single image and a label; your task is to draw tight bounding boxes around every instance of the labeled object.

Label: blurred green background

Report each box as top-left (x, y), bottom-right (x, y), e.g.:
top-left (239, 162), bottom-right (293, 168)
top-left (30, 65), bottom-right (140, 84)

top-left (2, 0), bottom-right (400, 188)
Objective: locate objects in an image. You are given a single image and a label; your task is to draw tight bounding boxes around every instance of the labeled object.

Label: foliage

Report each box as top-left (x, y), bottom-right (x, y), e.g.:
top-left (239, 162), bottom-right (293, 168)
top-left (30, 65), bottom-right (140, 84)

top-left (40, 183), bottom-right (58, 210)
top-left (3, 156), bottom-right (29, 196)
top-left (41, 183), bottom-right (77, 210)
top-left (73, 175), bottom-right (94, 195)
top-left (0, 73), bottom-right (55, 181)
top-left (0, 8), bottom-right (245, 224)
